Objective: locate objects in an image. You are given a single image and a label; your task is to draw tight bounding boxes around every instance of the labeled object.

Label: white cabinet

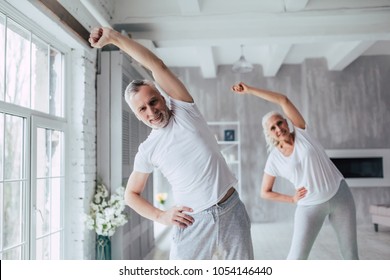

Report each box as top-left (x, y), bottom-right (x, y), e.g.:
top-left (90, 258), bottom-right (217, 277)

top-left (208, 121), bottom-right (241, 194)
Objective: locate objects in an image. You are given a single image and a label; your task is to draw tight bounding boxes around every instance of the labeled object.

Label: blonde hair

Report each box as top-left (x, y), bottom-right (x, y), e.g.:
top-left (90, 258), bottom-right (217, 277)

top-left (261, 111), bottom-right (284, 153)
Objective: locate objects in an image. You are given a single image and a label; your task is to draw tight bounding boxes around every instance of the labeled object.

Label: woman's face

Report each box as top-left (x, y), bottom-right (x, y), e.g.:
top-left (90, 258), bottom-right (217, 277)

top-left (266, 115), bottom-right (290, 142)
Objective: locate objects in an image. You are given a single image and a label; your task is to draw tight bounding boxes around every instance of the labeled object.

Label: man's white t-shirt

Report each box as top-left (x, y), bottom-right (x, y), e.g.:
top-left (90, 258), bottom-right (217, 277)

top-left (134, 98), bottom-right (237, 213)
top-left (264, 126), bottom-right (344, 205)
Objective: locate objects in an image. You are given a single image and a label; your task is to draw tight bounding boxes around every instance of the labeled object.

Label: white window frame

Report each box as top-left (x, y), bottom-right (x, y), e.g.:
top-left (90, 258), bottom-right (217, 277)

top-left (31, 115), bottom-right (67, 259)
top-left (0, 2), bottom-right (70, 260)
top-left (0, 105), bottom-right (31, 259)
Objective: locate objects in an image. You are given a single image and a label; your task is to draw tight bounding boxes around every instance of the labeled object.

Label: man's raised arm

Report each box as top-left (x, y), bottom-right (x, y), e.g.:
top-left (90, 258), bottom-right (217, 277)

top-left (89, 27), bottom-right (193, 103)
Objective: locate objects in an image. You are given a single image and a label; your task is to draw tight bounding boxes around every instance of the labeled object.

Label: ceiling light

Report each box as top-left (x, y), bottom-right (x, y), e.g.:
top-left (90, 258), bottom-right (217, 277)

top-left (232, 44), bottom-right (254, 73)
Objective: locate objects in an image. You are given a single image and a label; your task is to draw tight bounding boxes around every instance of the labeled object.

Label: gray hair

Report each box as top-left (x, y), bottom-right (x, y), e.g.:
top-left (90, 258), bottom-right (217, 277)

top-left (261, 111), bottom-right (284, 153)
top-left (124, 79), bottom-right (160, 112)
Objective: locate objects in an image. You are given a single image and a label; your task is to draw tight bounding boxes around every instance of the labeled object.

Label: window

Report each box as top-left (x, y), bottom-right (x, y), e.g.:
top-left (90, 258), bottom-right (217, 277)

top-left (0, 113), bottom-right (27, 259)
top-left (0, 11), bottom-right (66, 260)
top-left (0, 13), bottom-right (4, 101)
top-left (3, 17), bottom-right (63, 116)
top-left (32, 118), bottom-right (65, 260)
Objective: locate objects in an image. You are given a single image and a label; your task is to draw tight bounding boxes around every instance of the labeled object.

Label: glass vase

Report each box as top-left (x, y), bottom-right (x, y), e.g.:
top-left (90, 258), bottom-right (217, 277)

top-left (96, 235), bottom-right (111, 260)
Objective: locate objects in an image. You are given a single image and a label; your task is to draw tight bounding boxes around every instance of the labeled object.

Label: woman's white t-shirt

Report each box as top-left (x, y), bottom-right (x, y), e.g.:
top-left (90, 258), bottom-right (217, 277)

top-left (134, 98), bottom-right (237, 213)
top-left (264, 126), bottom-right (343, 205)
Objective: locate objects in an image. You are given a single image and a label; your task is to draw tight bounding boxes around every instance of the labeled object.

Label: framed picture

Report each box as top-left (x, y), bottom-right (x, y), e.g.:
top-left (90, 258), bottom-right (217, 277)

top-left (224, 129), bottom-right (235, 141)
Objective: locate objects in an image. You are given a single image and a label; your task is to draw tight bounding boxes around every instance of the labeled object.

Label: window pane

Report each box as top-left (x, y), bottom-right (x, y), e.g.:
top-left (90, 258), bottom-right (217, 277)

top-left (31, 35), bottom-right (49, 113)
top-left (6, 19), bottom-right (31, 107)
top-left (0, 14), bottom-right (5, 101)
top-left (50, 48), bottom-right (63, 117)
top-left (36, 128), bottom-right (63, 178)
top-left (35, 236), bottom-right (50, 260)
top-left (51, 130), bottom-right (63, 177)
top-left (3, 181), bottom-right (23, 248)
top-left (36, 178), bottom-right (62, 235)
top-left (2, 246), bottom-right (22, 260)
top-left (36, 178), bottom-right (50, 237)
top-left (51, 178), bottom-right (62, 231)
top-left (4, 114), bottom-right (24, 180)
top-left (35, 127), bottom-right (64, 259)
top-left (36, 128), bottom-right (50, 178)
top-left (50, 232), bottom-right (61, 260)
top-left (0, 113), bottom-right (4, 180)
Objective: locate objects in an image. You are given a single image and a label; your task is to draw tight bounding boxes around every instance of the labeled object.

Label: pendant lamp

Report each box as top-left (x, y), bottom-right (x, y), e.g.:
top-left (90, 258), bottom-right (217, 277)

top-left (232, 44), bottom-right (254, 73)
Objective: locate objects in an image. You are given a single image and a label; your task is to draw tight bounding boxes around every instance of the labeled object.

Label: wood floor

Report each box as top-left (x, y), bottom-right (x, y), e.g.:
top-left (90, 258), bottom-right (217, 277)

top-left (145, 222), bottom-right (390, 260)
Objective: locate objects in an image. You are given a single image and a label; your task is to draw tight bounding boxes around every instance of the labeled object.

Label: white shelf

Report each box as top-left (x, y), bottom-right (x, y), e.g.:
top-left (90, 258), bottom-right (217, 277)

top-left (217, 141), bottom-right (239, 145)
top-left (208, 121), bottom-right (241, 194)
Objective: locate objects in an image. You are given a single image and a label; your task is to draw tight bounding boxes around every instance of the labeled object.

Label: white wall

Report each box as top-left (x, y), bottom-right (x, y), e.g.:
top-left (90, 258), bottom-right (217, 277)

top-left (66, 49), bottom-right (97, 259)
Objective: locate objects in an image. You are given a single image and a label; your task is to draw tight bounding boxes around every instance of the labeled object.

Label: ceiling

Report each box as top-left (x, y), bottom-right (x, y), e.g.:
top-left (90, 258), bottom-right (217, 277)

top-left (80, 0), bottom-right (390, 78)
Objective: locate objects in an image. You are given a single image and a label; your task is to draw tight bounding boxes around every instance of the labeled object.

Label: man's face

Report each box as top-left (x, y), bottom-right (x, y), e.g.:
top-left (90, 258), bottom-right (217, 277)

top-left (130, 85), bottom-right (171, 129)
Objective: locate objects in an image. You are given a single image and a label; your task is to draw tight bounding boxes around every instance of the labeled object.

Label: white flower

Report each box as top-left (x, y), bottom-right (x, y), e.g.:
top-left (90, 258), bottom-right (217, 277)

top-left (155, 192), bottom-right (168, 205)
top-left (85, 182), bottom-right (128, 237)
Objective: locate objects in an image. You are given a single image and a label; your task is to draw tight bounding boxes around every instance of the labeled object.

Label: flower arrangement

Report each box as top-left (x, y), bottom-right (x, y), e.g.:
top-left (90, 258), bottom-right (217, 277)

top-left (155, 192), bottom-right (168, 205)
top-left (85, 181), bottom-right (128, 237)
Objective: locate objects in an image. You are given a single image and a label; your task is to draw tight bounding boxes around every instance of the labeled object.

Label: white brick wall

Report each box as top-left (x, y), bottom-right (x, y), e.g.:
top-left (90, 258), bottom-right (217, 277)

top-left (62, 0), bottom-right (115, 259)
top-left (66, 48), bottom-right (98, 259)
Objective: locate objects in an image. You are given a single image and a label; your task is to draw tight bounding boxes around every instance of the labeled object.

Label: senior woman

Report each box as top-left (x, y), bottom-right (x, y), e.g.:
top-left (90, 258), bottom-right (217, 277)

top-left (231, 82), bottom-right (359, 260)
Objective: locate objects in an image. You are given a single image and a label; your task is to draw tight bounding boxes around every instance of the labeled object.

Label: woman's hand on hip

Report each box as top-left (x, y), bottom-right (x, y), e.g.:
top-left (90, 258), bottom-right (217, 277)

top-left (293, 187), bottom-right (307, 203)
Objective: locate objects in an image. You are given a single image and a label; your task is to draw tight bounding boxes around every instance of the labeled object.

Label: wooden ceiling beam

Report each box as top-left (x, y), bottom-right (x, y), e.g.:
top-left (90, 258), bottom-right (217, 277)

top-left (35, 0), bottom-right (90, 46)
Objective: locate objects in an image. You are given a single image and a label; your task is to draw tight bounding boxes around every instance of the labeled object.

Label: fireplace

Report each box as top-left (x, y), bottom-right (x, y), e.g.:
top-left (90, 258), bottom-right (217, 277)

top-left (326, 149), bottom-right (390, 187)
